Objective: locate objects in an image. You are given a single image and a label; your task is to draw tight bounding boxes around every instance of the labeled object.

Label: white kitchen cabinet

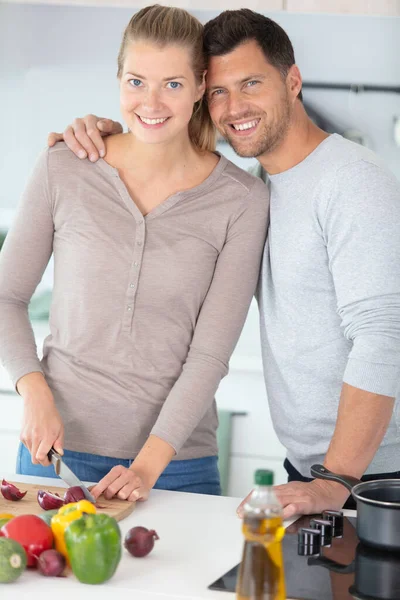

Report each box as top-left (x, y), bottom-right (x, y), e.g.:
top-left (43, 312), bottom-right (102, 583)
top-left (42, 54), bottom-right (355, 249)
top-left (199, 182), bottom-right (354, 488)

top-left (216, 369), bottom-right (287, 498)
top-left (216, 370), bottom-right (285, 460)
top-left (0, 431), bottom-right (20, 475)
top-left (228, 456), bottom-right (287, 497)
top-left (0, 393), bottom-right (23, 475)
top-left (285, 0), bottom-right (400, 15)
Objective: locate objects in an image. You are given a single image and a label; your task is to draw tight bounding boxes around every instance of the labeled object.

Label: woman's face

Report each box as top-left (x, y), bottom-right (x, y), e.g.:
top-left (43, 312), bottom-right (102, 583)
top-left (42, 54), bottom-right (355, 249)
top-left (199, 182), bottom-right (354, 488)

top-left (120, 41), bottom-right (205, 145)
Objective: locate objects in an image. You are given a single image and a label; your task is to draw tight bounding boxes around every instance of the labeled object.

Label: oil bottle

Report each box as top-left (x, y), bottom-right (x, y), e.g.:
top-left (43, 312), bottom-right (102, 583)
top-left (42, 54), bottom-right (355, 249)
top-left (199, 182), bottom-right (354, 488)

top-left (236, 469), bottom-right (286, 600)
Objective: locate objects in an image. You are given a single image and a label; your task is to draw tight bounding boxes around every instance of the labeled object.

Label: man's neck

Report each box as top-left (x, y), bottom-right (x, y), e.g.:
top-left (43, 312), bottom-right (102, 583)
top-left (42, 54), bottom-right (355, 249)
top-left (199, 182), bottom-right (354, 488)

top-left (258, 107), bottom-right (330, 176)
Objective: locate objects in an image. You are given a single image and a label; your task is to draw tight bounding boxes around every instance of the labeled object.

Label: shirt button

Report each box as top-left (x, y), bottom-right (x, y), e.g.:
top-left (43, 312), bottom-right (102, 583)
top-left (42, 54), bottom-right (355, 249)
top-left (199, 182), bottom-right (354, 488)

top-left (137, 241), bottom-right (142, 246)
top-left (133, 262), bottom-right (138, 266)
top-left (130, 283), bottom-right (135, 288)
top-left (127, 306), bottom-right (132, 311)
top-left (138, 219), bottom-right (144, 225)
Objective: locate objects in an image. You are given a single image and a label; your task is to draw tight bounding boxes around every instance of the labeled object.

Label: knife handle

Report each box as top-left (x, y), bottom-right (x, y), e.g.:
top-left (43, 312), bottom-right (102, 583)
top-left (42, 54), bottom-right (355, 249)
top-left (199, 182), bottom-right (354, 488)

top-left (48, 447), bottom-right (61, 474)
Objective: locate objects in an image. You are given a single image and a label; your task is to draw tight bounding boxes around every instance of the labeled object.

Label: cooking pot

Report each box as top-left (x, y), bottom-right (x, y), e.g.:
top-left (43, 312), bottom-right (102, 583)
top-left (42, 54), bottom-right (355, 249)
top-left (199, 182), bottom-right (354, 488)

top-left (309, 543), bottom-right (400, 600)
top-left (311, 464), bottom-right (400, 551)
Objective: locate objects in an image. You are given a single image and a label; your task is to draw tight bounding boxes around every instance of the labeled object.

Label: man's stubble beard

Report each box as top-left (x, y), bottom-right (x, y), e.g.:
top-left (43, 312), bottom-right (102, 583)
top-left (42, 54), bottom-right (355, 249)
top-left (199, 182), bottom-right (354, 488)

top-left (219, 93), bottom-right (292, 159)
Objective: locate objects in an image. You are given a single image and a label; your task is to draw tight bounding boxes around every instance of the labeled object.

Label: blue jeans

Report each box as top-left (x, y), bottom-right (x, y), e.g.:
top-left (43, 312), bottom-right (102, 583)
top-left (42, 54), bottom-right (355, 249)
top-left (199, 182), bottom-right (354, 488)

top-left (16, 443), bottom-right (221, 496)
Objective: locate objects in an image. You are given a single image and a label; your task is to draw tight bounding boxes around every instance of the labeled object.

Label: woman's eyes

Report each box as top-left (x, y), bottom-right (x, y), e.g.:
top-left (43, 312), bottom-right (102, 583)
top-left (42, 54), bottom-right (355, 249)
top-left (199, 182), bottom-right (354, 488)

top-left (127, 80), bottom-right (181, 89)
top-left (166, 81), bottom-right (181, 89)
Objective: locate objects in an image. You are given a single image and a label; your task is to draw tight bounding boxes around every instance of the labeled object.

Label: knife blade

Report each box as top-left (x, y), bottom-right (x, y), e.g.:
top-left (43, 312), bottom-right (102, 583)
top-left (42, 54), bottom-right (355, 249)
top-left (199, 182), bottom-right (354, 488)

top-left (48, 448), bottom-right (96, 504)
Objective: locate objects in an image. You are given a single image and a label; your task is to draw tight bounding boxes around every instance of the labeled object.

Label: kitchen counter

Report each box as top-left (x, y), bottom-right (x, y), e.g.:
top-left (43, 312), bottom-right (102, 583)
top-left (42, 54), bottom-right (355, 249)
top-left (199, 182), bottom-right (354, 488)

top-left (1, 474), bottom-right (243, 599)
top-left (1, 474), bottom-right (357, 599)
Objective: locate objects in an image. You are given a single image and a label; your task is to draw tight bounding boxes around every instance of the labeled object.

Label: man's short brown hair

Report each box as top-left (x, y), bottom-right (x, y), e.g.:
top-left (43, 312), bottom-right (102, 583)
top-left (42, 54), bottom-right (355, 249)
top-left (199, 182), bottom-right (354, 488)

top-left (203, 9), bottom-right (303, 101)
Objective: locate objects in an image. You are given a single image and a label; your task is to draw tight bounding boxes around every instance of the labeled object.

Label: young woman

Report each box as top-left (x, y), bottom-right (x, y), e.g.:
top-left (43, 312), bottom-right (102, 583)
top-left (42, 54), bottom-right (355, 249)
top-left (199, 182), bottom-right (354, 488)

top-left (0, 5), bottom-right (269, 503)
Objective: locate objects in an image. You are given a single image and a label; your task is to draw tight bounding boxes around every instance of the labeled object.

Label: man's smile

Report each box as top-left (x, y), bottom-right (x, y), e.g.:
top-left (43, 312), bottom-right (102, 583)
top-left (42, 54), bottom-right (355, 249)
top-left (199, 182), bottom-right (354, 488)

top-left (226, 118), bottom-right (261, 136)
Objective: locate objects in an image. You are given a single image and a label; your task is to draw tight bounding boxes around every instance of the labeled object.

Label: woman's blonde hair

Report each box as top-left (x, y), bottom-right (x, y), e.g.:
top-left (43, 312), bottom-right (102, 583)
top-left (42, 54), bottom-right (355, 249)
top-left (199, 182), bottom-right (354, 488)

top-left (117, 5), bottom-right (216, 153)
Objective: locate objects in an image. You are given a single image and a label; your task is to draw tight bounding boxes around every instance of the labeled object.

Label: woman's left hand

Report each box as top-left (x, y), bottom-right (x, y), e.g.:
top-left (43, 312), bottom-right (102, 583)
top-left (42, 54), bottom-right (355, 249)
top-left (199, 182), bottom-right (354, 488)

top-left (90, 465), bottom-right (150, 502)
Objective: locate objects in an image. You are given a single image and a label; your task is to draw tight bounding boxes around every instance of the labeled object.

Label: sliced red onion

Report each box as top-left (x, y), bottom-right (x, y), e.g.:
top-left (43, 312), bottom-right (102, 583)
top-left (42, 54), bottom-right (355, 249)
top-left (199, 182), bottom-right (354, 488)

top-left (1, 479), bottom-right (27, 501)
top-left (63, 486), bottom-right (86, 504)
top-left (37, 490), bottom-right (65, 510)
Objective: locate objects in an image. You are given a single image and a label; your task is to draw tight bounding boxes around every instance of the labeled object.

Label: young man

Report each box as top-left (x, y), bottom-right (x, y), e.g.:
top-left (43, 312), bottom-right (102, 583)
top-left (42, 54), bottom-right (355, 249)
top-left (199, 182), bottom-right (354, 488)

top-left (47, 10), bottom-right (400, 519)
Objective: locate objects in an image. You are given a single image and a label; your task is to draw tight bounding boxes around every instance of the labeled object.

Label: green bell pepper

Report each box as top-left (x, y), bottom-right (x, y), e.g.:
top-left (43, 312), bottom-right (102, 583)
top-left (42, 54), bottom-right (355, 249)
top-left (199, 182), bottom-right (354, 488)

top-left (65, 513), bottom-right (122, 584)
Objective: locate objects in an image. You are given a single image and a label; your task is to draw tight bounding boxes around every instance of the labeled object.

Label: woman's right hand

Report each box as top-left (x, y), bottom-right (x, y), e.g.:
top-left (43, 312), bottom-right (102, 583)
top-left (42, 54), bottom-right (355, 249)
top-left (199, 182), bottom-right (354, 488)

top-left (47, 115), bottom-right (123, 162)
top-left (18, 373), bottom-right (64, 466)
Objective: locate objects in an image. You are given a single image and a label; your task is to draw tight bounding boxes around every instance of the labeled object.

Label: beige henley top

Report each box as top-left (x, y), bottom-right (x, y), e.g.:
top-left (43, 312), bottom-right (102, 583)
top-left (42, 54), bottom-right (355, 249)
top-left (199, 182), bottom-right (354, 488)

top-left (0, 143), bottom-right (269, 460)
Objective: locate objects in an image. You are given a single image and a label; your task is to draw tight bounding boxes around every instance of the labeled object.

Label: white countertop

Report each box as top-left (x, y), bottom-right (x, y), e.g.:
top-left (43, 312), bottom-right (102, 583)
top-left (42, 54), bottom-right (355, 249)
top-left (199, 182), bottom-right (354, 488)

top-left (1, 475), bottom-right (357, 599)
top-left (1, 474), bottom-right (243, 599)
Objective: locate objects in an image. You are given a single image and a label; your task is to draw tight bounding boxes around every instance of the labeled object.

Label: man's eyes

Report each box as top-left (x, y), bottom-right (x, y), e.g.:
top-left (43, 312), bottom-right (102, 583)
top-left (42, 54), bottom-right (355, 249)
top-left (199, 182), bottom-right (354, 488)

top-left (209, 81), bottom-right (260, 98)
top-left (210, 89), bottom-right (225, 97)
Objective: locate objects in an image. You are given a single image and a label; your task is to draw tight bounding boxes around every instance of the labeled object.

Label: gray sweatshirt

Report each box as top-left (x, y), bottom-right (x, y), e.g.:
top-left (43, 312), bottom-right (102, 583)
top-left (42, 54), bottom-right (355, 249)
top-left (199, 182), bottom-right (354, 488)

top-left (253, 134), bottom-right (400, 477)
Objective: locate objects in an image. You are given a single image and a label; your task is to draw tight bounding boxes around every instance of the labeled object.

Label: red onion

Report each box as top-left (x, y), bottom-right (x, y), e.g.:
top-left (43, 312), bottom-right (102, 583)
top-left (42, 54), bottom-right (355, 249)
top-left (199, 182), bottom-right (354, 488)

top-left (1, 479), bottom-right (27, 501)
top-left (37, 490), bottom-right (65, 511)
top-left (63, 486), bottom-right (86, 504)
top-left (37, 549), bottom-right (66, 577)
top-left (124, 526), bottom-right (159, 558)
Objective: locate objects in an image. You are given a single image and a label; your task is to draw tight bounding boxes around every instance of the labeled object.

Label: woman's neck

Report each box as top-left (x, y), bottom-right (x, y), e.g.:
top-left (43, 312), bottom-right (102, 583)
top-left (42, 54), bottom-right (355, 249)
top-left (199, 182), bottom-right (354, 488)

top-left (105, 132), bottom-right (201, 182)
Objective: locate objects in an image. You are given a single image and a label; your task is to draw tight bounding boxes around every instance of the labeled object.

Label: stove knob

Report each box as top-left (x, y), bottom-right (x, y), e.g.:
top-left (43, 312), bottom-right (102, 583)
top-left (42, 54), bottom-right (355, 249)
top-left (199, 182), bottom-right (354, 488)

top-left (322, 510), bottom-right (344, 538)
top-left (297, 528), bottom-right (321, 556)
top-left (309, 518), bottom-right (333, 546)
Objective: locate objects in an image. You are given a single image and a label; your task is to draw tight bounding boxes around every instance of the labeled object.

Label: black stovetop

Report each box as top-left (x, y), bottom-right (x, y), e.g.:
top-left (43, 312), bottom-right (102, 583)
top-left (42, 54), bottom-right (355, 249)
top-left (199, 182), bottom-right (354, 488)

top-left (208, 514), bottom-right (400, 600)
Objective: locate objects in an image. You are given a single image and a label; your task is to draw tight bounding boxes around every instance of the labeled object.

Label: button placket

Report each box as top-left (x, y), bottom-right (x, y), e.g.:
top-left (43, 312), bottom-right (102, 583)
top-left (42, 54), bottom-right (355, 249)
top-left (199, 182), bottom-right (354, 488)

top-left (124, 217), bottom-right (146, 330)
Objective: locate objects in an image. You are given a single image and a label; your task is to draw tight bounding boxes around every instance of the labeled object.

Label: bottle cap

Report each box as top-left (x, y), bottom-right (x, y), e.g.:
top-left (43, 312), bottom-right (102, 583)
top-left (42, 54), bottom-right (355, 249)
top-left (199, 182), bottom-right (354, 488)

top-left (255, 469), bottom-right (274, 486)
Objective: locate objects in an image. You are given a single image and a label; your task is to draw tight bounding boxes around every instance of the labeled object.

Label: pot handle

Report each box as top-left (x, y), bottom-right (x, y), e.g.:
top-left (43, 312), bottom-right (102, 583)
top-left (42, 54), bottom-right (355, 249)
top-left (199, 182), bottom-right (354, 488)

top-left (310, 464), bottom-right (361, 492)
top-left (308, 555), bottom-right (355, 575)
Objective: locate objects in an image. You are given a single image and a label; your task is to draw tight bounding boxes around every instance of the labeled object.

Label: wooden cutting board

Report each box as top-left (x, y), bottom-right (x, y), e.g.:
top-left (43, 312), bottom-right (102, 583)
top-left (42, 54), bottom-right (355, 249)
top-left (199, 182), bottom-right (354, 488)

top-left (0, 481), bottom-right (135, 522)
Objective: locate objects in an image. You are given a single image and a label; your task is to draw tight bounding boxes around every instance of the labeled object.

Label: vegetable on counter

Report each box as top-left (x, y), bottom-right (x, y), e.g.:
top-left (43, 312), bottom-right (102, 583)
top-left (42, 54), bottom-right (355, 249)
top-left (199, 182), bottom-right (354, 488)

top-left (1, 480), bottom-right (27, 501)
top-left (37, 486), bottom-right (89, 511)
top-left (37, 490), bottom-right (65, 511)
top-left (0, 514), bottom-right (15, 529)
top-left (0, 537), bottom-right (27, 583)
top-left (38, 509), bottom-right (59, 527)
top-left (51, 499), bottom-right (96, 562)
top-left (37, 549), bottom-right (66, 577)
top-left (124, 526), bottom-right (159, 558)
top-left (65, 513), bottom-right (121, 585)
top-left (63, 486), bottom-right (86, 504)
top-left (0, 515), bottom-right (53, 567)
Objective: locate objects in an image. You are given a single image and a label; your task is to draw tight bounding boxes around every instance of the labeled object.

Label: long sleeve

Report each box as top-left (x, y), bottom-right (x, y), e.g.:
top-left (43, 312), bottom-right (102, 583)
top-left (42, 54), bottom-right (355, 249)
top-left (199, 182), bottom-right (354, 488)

top-left (324, 159), bottom-right (400, 397)
top-left (0, 149), bottom-right (54, 386)
top-left (150, 177), bottom-right (269, 452)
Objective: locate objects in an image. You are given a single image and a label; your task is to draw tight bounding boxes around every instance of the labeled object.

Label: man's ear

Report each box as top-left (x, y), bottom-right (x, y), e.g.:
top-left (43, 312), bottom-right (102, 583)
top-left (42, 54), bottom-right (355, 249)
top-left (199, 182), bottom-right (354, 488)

top-left (287, 65), bottom-right (302, 102)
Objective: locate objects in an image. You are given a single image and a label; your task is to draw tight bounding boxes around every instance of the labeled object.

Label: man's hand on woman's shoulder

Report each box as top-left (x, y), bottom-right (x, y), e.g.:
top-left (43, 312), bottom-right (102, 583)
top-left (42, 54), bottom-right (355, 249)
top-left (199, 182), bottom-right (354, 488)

top-left (47, 115), bottom-right (123, 161)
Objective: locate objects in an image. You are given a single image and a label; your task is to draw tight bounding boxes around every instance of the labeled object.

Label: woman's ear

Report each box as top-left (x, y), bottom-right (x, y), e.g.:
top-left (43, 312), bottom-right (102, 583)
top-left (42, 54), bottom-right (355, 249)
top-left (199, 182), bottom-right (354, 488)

top-left (196, 71), bottom-right (207, 102)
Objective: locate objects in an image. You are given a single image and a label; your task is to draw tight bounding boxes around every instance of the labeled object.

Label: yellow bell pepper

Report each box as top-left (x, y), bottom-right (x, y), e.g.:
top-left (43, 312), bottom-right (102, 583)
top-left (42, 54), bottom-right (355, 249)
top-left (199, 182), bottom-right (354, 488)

top-left (51, 500), bottom-right (96, 562)
top-left (0, 513), bottom-right (15, 529)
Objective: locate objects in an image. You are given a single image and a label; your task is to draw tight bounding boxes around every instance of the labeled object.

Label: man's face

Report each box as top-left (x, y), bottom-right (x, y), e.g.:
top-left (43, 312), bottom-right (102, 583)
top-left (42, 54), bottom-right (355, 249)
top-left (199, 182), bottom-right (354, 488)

top-left (206, 40), bottom-right (293, 158)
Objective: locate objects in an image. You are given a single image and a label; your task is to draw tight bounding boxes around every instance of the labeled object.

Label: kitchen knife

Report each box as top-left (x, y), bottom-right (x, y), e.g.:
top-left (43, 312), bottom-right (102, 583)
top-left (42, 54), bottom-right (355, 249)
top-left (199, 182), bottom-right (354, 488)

top-left (48, 447), bottom-right (96, 504)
